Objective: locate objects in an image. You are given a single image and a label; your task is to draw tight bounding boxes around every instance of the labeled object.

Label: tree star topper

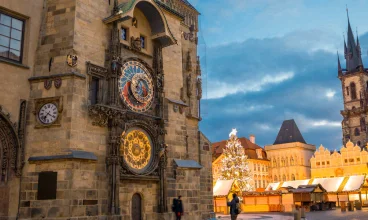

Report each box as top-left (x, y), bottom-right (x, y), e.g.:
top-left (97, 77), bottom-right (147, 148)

top-left (229, 128), bottom-right (237, 137)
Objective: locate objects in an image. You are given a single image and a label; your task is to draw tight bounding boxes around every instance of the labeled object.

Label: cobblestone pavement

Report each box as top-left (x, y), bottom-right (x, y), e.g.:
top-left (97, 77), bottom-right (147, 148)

top-left (216, 213), bottom-right (294, 220)
top-left (216, 208), bottom-right (368, 219)
top-left (305, 208), bottom-right (368, 220)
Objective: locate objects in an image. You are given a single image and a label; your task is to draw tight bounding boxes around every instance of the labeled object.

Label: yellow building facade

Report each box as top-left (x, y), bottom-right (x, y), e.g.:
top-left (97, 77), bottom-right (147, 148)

top-left (212, 136), bottom-right (271, 189)
top-left (265, 119), bottom-right (316, 182)
top-left (311, 140), bottom-right (368, 178)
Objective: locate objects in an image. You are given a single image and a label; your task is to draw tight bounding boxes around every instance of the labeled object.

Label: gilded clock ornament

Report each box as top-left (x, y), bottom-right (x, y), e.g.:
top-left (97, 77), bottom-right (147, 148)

top-left (119, 61), bottom-right (154, 112)
top-left (38, 103), bottom-right (58, 125)
top-left (121, 129), bottom-right (153, 172)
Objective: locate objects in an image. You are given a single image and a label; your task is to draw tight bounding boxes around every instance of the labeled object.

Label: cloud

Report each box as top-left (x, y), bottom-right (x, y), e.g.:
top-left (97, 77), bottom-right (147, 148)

top-left (207, 71), bottom-right (294, 99)
top-left (199, 29), bottom-right (368, 150)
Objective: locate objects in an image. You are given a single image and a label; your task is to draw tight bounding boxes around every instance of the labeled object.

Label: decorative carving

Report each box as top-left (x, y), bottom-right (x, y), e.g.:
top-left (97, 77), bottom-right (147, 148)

top-left (183, 32), bottom-right (196, 42)
top-left (86, 62), bottom-right (108, 78)
top-left (66, 54), bottom-right (78, 67)
top-left (186, 51), bottom-right (192, 71)
top-left (186, 74), bottom-right (193, 97)
top-left (0, 105), bottom-right (21, 183)
top-left (54, 78), bottom-right (62, 88)
top-left (132, 17), bottom-right (138, 28)
top-left (131, 37), bottom-right (142, 52)
top-left (16, 100), bottom-right (26, 176)
top-left (33, 96), bottom-right (63, 128)
top-left (196, 56), bottom-right (201, 76)
top-left (196, 77), bottom-right (202, 100)
top-left (173, 105), bottom-right (178, 113)
top-left (44, 79), bottom-right (52, 90)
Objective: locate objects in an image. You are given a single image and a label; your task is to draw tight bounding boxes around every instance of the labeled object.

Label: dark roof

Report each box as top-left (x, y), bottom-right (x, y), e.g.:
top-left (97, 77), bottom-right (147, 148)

top-left (273, 119), bottom-right (306, 145)
top-left (174, 159), bottom-right (202, 169)
top-left (212, 137), bottom-right (268, 160)
top-left (292, 184), bottom-right (326, 193)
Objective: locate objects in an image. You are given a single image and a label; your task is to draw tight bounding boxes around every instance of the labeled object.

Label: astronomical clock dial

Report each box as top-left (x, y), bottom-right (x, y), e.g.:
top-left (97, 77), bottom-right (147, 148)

top-left (121, 129), bottom-right (153, 173)
top-left (38, 103), bottom-right (58, 125)
top-left (119, 61), bottom-right (154, 112)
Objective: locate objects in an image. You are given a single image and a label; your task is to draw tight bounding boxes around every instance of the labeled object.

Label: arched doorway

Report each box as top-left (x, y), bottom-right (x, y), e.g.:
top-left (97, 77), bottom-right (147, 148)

top-left (132, 193), bottom-right (142, 220)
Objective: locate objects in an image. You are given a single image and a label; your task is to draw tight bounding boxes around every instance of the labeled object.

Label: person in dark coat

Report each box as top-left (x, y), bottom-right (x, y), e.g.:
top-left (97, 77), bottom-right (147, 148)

top-left (227, 193), bottom-right (239, 220)
top-left (173, 195), bottom-right (184, 220)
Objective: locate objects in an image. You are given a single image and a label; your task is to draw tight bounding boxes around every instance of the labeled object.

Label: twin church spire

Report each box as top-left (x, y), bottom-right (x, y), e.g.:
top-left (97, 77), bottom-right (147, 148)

top-left (338, 8), bottom-right (364, 75)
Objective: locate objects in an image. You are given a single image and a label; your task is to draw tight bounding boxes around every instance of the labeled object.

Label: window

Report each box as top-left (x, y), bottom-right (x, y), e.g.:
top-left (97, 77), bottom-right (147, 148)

top-left (90, 77), bottom-right (99, 105)
top-left (140, 35), bottom-right (145, 49)
top-left (316, 162), bottom-right (320, 166)
top-left (258, 180), bottom-right (261, 188)
top-left (282, 175), bottom-right (286, 181)
top-left (274, 175), bottom-right (278, 182)
top-left (357, 141), bottom-right (361, 146)
top-left (349, 158), bottom-right (354, 163)
top-left (258, 164), bottom-right (260, 171)
top-left (346, 87), bottom-right (350, 95)
top-left (327, 161), bottom-right (330, 165)
top-left (290, 157), bottom-right (294, 166)
top-left (0, 12), bottom-right (24, 62)
top-left (291, 174), bottom-right (295, 180)
top-left (37, 172), bottom-right (57, 200)
top-left (322, 161), bottom-right (325, 165)
top-left (121, 27), bottom-right (128, 41)
top-left (355, 128), bottom-right (360, 136)
top-left (350, 82), bottom-right (357, 100)
top-left (344, 159), bottom-right (348, 163)
top-left (254, 165), bottom-right (256, 171)
top-left (357, 158), bottom-right (361, 162)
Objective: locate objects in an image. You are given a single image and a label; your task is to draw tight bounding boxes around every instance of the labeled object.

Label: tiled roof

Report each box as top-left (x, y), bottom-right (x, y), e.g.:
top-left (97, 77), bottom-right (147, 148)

top-left (273, 119), bottom-right (306, 145)
top-left (212, 137), bottom-right (268, 160)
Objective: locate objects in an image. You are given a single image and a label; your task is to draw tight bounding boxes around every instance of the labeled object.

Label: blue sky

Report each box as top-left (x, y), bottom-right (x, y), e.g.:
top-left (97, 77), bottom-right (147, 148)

top-left (190, 0), bottom-right (368, 149)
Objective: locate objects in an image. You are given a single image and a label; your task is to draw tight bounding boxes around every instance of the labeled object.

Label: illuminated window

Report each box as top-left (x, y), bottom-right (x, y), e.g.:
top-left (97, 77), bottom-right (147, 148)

top-left (327, 161), bottom-right (330, 165)
top-left (322, 161), bottom-right (325, 165)
top-left (291, 174), bottom-right (295, 180)
top-left (316, 162), bottom-right (320, 166)
top-left (345, 159), bottom-right (348, 163)
top-left (349, 158), bottom-right (354, 162)
top-left (357, 158), bottom-right (361, 162)
top-left (0, 12), bottom-right (24, 62)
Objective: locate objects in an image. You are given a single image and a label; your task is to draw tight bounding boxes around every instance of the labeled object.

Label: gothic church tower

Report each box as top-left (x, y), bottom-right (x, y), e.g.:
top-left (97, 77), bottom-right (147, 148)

top-left (339, 11), bottom-right (368, 149)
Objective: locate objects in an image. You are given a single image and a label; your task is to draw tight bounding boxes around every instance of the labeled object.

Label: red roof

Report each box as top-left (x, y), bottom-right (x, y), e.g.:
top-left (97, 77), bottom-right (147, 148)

top-left (212, 137), bottom-right (268, 161)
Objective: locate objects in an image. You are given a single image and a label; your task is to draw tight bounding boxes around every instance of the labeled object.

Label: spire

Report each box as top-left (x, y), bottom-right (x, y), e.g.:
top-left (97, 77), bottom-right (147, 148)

top-left (273, 119), bottom-right (307, 145)
top-left (345, 7), bottom-right (362, 72)
top-left (338, 51), bottom-right (343, 77)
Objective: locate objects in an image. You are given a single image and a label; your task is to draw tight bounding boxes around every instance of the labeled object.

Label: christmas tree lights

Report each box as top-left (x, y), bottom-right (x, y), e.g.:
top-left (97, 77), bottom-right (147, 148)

top-left (219, 128), bottom-right (254, 192)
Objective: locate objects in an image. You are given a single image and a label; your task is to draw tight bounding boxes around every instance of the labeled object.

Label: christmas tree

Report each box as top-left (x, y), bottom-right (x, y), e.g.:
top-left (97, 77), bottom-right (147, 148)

top-left (219, 128), bottom-right (254, 192)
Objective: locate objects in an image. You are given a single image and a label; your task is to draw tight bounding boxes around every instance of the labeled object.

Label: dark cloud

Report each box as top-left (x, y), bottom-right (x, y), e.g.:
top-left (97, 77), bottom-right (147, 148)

top-left (200, 31), bottom-right (368, 150)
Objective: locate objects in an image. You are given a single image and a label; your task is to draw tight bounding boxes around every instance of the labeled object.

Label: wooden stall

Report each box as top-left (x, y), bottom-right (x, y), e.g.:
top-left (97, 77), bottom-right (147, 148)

top-left (242, 191), bottom-right (283, 212)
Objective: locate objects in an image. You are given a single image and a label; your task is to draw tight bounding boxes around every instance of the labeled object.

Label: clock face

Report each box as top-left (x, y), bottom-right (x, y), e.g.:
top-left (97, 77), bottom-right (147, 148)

top-left (121, 129), bottom-right (153, 173)
top-left (119, 61), bottom-right (154, 112)
top-left (38, 103), bottom-right (58, 124)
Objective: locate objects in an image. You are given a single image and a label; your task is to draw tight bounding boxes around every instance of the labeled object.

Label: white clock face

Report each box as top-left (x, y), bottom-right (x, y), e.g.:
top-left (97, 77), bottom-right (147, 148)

top-left (38, 103), bottom-right (58, 125)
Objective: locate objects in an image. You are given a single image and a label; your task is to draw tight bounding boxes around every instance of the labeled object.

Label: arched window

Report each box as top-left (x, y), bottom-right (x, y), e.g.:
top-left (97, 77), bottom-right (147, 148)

top-left (281, 157), bottom-right (285, 166)
top-left (283, 175), bottom-right (286, 181)
top-left (274, 175), bottom-right (278, 182)
top-left (357, 141), bottom-right (361, 146)
top-left (132, 193), bottom-right (142, 219)
top-left (291, 174), bottom-right (295, 180)
top-left (258, 164), bottom-right (260, 171)
top-left (290, 157), bottom-right (294, 166)
top-left (285, 157), bottom-right (288, 166)
top-left (355, 128), bottom-right (360, 136)
top-left (273, 159), bottom-right (277, 167)
top-left (350, 82), bottom-right (357, 100)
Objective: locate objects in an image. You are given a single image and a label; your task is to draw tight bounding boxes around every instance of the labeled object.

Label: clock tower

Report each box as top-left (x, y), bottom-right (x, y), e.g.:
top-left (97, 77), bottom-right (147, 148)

top-left (339, 11), bottom-right (368, 149)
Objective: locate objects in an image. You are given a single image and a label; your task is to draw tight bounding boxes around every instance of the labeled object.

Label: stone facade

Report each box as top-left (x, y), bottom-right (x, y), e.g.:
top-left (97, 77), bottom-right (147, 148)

top-left (0, 0), bottom-right (213, 220)
top-left (310, 141), bottom-right (368, 178)
top-left (338, 15), bottom-right (368, 149)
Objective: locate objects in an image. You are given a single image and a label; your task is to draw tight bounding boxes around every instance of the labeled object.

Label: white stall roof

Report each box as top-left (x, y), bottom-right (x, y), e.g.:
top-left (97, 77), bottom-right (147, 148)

top-left (213, 179), bottom-right (235, 196)
top-left (265, 182), bottom-right (281, 191)
top-left (343, 175), bottom-right (365, 192)
top-left (312, 177), bottom-right (344, 192)
top-left (281, 179), bottom-right (310, 189)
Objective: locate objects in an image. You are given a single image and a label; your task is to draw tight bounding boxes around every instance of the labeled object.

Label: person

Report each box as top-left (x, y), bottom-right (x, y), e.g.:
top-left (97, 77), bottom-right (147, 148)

top-left (173, 195), bottom-right (184, 220)
top-left (227, 193), bottom-right (239, 220)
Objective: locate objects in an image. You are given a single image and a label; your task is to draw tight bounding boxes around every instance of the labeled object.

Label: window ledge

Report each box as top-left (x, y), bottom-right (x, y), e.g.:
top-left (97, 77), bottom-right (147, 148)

top-left (0, 57), bottom-right (30, 69)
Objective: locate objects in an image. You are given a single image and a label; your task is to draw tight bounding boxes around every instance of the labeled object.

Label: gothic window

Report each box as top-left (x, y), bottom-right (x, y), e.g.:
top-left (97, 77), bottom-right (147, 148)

top-left (346, 87), bottom-right (349, 95)
top-left (0, 12), bottom-right (24, 62)
top-left (355, 128), bottom-right (360, 136)
top-left (357, 141), bottom-right (361, 146)
top-left (350, 82), bottom-right (357, 100)
top-left (37, 172), bottom-right (57, 200)
top-left (360, 117), bottom-right (366, 131)
top-left (121, 27), bottom-right (128, 41)
top-left (140, 35), bottom-right (146, 49)
top-left (90, 77), bottom-right (99, 105)
top-left (291, 174), bottom-right (295, 180)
